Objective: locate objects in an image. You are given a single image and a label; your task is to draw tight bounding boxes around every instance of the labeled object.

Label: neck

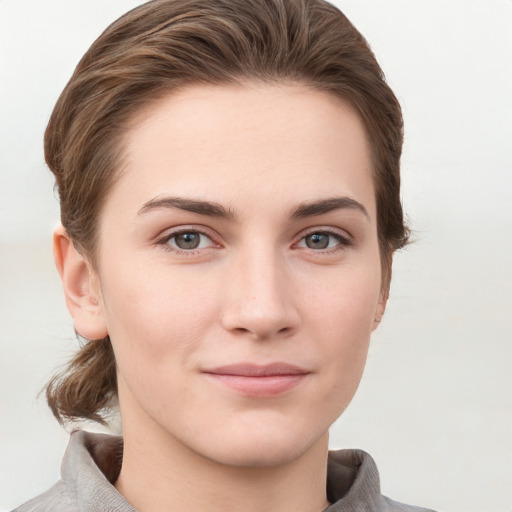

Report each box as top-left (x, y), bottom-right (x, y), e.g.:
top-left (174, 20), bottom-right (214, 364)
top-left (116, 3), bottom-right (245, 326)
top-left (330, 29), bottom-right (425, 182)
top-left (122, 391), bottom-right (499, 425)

top-left (115, 417), bottom-right (330, 512)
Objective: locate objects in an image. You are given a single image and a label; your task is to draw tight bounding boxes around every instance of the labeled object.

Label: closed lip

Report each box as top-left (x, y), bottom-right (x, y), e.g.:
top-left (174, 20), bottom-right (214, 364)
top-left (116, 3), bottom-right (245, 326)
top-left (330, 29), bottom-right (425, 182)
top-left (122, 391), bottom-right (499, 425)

top-left (201, 363), bottom-right (311, 397)
top-left (202, 362), bottom-right (311, 377)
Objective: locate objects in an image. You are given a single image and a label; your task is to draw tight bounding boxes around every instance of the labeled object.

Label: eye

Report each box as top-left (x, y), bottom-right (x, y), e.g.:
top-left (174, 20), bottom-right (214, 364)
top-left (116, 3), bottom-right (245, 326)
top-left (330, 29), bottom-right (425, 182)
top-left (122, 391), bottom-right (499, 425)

top-left (296, 230), bottom-right (351, 251)
top-left (161, 230), bottom-right (215, 252)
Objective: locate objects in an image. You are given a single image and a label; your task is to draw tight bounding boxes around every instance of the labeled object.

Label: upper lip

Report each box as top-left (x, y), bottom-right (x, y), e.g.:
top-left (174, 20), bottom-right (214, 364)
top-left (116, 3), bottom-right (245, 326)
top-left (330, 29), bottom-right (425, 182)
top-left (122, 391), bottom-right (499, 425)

top-left (202, 363), bottom-right (310, 377)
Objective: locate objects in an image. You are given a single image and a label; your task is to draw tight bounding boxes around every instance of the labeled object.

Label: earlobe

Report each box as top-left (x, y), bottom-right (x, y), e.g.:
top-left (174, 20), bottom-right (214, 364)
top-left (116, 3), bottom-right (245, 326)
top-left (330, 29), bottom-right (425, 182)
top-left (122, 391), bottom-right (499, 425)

top-left (53, 225), bottom-right (108, 341)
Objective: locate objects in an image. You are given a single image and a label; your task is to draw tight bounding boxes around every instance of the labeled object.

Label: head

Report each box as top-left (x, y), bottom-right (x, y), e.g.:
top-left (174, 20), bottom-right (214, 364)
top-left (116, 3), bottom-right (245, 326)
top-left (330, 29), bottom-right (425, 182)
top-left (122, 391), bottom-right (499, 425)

top-left (46, 0), bottom-right (407, 463)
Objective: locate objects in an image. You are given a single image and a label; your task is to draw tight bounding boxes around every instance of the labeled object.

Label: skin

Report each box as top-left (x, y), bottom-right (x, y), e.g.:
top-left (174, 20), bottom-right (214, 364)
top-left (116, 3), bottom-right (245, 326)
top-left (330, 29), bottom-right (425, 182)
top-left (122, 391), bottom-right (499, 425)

top-left (55, 83), bottom-right (387, 512)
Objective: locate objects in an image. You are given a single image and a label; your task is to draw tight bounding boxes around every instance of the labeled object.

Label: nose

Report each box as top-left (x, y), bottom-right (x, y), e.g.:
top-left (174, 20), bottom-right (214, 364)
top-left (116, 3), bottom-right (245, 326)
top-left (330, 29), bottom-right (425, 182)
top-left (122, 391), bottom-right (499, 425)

top-left (220, 248), bottom-right (301, 340)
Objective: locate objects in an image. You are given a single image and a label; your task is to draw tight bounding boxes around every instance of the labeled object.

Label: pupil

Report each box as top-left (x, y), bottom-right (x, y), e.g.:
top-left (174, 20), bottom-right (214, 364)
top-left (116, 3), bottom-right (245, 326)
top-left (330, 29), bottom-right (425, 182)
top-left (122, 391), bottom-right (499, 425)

top-left (176, 233), bottom-right (200, 249)
top-left (306, 233), bottom-right (329, 249)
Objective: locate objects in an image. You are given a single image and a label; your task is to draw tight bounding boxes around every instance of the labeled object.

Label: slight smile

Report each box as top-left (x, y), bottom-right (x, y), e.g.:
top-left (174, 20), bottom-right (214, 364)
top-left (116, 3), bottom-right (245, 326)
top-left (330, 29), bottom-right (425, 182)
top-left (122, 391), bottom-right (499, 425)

top-left (202, 363), bottom-right (311, 397)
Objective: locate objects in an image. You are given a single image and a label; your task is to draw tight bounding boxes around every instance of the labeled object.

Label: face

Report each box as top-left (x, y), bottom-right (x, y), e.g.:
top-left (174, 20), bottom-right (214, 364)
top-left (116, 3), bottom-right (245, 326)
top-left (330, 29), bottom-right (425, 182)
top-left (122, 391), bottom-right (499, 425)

top-left (87, 84), bottom-right (385, 467)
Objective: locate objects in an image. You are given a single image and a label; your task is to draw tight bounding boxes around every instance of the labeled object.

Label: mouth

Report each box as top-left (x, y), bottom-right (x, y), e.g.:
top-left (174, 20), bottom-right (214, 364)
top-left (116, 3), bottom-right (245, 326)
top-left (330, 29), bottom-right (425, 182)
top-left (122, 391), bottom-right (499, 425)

top-left (201, 363), bottom-right (310, 397)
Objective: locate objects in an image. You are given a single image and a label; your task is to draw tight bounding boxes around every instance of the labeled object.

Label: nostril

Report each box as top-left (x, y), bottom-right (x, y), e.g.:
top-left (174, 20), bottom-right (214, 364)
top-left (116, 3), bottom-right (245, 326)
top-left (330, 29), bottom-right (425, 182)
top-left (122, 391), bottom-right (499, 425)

top-left (233, 327), bottom-right (250, 335)
top-left (230, 325), bottom-right (295, 340)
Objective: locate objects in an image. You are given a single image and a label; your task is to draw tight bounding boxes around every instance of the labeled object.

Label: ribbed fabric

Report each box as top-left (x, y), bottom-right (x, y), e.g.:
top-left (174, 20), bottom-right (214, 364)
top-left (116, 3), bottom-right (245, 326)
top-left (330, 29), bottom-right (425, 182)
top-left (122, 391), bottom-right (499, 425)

top-left (13, 431), bottom-right (435, 512)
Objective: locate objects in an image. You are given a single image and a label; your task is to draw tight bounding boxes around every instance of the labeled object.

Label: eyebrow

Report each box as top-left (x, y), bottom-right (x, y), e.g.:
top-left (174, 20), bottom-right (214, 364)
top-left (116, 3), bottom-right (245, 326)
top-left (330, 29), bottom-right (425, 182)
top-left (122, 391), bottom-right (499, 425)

top-left (290, 197), bottom-right (369, 220)
top-left (138, 196), bottom-right (234, 219)
top-left (137, 195), bottom-right (368, 221)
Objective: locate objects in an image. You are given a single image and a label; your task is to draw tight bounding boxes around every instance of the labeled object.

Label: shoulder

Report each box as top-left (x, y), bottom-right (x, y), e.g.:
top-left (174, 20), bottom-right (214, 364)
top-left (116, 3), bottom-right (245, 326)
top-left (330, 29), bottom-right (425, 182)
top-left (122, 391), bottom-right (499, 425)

top-left (11, 481), bottom-right (75, 512)
top-left (326, 449), bottom-right (437, 512)
top-left (13, 431), bottom-right (134, 512)
top-left (381, 495), bottom-right (437, 512)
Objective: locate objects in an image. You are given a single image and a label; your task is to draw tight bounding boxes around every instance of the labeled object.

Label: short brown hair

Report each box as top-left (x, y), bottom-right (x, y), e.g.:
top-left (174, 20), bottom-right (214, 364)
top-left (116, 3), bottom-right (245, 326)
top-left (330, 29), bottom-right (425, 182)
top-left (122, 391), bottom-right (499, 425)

top-left (45, 0), bottom-right (408, 424)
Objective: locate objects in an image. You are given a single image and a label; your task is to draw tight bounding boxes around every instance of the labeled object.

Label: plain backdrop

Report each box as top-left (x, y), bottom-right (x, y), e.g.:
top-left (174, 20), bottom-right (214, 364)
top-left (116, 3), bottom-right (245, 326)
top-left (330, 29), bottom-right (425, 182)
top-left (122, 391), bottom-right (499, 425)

top-left (1, 1), bottom-right (511, 511)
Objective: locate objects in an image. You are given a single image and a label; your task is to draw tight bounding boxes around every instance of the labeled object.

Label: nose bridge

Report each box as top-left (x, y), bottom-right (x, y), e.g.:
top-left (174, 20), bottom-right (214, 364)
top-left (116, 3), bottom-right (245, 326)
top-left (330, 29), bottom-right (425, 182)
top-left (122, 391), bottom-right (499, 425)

top-left (221, 241), bottom-right (299, 339)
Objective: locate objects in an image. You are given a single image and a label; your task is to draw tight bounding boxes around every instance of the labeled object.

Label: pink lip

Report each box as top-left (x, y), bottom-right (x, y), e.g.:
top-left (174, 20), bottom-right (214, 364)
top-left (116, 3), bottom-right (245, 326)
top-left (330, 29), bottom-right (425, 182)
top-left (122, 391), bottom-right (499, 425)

top-left (202, 363), bottom-right (310, 397)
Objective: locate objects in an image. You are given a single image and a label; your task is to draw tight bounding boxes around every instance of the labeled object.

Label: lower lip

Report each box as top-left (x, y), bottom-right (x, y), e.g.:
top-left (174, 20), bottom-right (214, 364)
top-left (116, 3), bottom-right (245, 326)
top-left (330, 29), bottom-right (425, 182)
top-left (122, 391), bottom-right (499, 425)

top-left (204, 374), bottom-right (307, 397)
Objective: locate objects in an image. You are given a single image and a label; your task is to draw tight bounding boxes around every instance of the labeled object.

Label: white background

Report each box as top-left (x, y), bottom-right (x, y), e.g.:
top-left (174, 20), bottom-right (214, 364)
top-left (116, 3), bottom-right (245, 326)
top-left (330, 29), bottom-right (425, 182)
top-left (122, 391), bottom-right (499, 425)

top-left (1, 1), bottom-right (511, 511)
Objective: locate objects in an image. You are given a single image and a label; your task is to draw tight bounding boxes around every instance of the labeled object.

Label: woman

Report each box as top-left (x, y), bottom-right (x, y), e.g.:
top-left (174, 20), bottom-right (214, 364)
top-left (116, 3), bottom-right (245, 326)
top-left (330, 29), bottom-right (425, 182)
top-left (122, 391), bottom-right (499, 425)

top-left (14, 0), bottom-right (435, 510)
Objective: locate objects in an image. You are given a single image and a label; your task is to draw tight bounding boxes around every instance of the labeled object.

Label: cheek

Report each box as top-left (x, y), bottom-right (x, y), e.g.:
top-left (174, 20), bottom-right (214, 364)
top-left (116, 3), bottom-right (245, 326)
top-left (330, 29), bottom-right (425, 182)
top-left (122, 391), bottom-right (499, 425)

top-left (304, 262), bottom-right (381, 332)
top-left (98, 262), bottom-right (219, 379)
top-left (303, 265), bottom-right (381, 392)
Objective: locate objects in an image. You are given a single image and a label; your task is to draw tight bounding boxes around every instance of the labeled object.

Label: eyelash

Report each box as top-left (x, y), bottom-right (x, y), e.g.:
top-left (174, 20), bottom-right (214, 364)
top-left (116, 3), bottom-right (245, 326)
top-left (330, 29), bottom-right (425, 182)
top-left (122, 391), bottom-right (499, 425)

top-left (155, 227), bottom-right (353, 256)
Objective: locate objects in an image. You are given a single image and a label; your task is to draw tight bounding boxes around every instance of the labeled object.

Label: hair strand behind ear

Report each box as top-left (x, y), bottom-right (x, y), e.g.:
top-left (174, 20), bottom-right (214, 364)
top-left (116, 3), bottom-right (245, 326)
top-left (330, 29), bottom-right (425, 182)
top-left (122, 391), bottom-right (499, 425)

top-left (45, 337), bottom-right (117, 425)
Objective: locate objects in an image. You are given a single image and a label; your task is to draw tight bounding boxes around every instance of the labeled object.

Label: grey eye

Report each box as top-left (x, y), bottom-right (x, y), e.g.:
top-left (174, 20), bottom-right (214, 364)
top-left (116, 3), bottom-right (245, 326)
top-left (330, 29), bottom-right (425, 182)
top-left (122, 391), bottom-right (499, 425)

top-left (174, 232), bottom-right (201, 250)
top-left (305, 233), bottom-right (330, 249)
top-left (161, 229), bottom-right (216, 253)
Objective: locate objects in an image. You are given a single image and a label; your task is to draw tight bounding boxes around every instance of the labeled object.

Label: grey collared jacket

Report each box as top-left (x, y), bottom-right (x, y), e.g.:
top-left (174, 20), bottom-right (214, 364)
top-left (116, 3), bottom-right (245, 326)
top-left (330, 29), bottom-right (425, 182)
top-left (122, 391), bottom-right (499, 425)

top-left (14, 431), bottom-right (436, 512)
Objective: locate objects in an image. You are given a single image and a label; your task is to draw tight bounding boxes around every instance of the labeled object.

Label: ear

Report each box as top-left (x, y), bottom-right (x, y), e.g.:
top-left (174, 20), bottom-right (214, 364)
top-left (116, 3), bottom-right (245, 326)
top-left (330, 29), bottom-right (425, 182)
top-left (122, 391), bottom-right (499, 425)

top-left (53, 224), bottom-right (108, 340)
top-left (372, 252), bottom-right (393, 331)
top-left (372, 289), bottom-right (388, 331)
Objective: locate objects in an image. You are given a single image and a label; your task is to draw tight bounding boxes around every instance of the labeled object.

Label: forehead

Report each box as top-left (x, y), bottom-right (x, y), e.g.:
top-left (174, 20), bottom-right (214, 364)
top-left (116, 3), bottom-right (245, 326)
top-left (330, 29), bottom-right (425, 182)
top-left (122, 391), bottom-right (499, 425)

top-left (114, 83), bottom-right (375, 219)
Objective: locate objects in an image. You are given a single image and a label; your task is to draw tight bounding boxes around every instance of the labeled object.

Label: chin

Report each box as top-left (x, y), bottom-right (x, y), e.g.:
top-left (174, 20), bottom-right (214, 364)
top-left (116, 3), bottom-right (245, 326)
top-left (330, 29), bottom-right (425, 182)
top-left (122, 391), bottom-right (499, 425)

top-left (185, 421), bottom-right (329, 469)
